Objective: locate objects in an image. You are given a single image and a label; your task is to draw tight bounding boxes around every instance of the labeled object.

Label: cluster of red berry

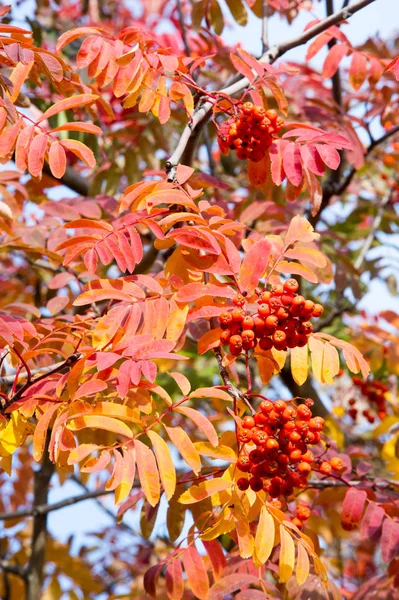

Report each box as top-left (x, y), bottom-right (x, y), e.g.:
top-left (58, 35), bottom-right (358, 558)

top-left (235, 398), bottom-right (344, 503)
top-left (218, 102), bottom-right (284, 163)
top-left (348, 377), bottom-right (388, 423)
top-left (219, 279), bottom-right (323, 356)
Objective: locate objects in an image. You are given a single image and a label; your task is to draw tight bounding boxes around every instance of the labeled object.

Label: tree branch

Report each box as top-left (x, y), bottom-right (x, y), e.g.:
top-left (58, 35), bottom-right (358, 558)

top-left (26, 435), bottom-right (55, 600)
top-left (0, 488), bottom-right (113, 521)
top-left (261, 0), bottom-right (270, 53)
top-left (166, 0), bottom-right (376, 181)
top-left (279, 365), bottom-right (329, 418)
top-left (0, 560), bottom-right (27, 581)
top-left (176, 0), bottom-right (190, 57)
top-left (42, 163), bottom-right (89, 196)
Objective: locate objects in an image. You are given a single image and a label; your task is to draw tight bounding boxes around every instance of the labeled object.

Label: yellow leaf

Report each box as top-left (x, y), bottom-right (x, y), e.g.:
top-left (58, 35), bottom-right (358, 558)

top-left (296, 542), bottom-right (310, 585)
top-left (322, 342), bottom-right (340, 385)
top-left (147, 430), bottom-right (176, 501)
top-left (254, 506), bottom-right (275, 564)
top-left (134, 439), bottom-right (160, 507)
top-left (271, 347), bottom-right (287, 370)
top-left (279, 525), bottom-right (295, 583)
top-left (67, 415), bottom-right (132, 438)
top-left (0, 412), bottom-right (32, 458)
top-left (114, 446), bottom-right (136, 504)
top-left (308, 336), bottom-right (324, 383)
top-left (164, 425), bottom-right (201, 474)
top-left (178, 478), bottom-right (232, 504)
top-left (166, 298), bottom-right (189, 342)
top-left (201, 513), bottom-right (236, 541)
top-left (194, 442), bottom-right (236, 462)
top-left (290, 345), bottom-right (308, 385)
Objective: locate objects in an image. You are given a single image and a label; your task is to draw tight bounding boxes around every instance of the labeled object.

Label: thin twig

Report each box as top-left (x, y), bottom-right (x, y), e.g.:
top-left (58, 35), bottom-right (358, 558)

top-left (261, 0), bottom-right (270, 53)
top-left (176, 0), bottom-right (190, 56)
top-left (0, 560), bottom-right (27, 581)
top-left (0, 488), bottom-right (114, 521)
top-left (166, 0), bottom-right (376, 182)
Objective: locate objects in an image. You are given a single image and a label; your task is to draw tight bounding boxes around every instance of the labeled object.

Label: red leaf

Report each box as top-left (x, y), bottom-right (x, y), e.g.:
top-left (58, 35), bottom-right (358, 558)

top-left (176, 283), bottom-right (236, 303)
top-left (182, 546), bottom-right (209, 600)
top-left (360, 501), bottom-right (385, 540)
top-left (323, 44), bottom-right (349, 79)
top-left (239, 239), bottom-right (272, 295)
top-left (381, 518), bottom-right (399, 562)
top-left (144, 564), bottom-right (162, 598)
top-left (208, 574), bottom-right (260, 599)
top-left (28, 133), bottom-right (49, 177)
top-left (341, 488), bottom-right (367, 530)
top-left (48, 141), bottom-right (67, 178)
top-left (269, 140), bottom-right (286, 186)
top-left (0, 119), bottom-right (23, 159)
top-left (203, 540), bottom-right (226, 582)
top-left (349, 52), bottom-right (368, 91)
top-left (300, 144), bottom-right (325, 176)
top-left (315, 144), bottom-right (341, 170)
top-left (247, 153), bottom-right (269, 188)
top-left (283, 142), bottom-right (303, 187)
top-left (166, 560), bottom-right (184, 600)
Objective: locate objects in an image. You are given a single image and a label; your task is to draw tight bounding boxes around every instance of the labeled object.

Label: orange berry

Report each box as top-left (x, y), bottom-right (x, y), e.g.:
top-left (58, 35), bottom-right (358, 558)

top-left (330, 457), bottom-right (345, 472)
top-left (220, 330), bottom-right (231, 345)
top-left (292, 517), bottom-right (303, 529)
top-left (233, 294), bottom-right (246, 307)
top-left (319, 461), bottom-right (332, 475)
top-left (283, 278), bottom-right (299, 293)
top-left (242, 415), bottom-right (255, 429)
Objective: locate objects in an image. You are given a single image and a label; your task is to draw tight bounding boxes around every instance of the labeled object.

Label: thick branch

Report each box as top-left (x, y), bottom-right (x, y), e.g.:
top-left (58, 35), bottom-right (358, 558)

top-left (167, 0), bottom-right (375, 180)
top-left (42, 163), bottom-right (89, 196)
top-left (26, 436), bottom-right (55, 600)
top-left (0, 488), bottom-right (113, 521)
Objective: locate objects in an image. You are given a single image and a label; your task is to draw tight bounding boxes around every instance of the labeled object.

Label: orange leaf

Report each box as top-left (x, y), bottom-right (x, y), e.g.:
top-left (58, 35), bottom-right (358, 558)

top-left (322, 341), bottom-right (340, 385)
top-left (48, 141), bottom-right (67, 178)
top-left (60, 139), bottom-right (96, 168)
top-left (56, 27), bottom-right (104, 52)
top-left (115, 446), bottom-right (136, 504)
top-left (182, 546), bottom-right (209, 600)
top-left (164, 425), bottom-right (201, 474)
top-left (285, 215), bottom-right (319, 246)
top-left (33, 404), bottom-right (60, 462)
top-left (38, 93), bottom-right (99, 123)
top-left (197, 328), bottom-right (222, 355)
top-left (176, 406), bottom-right (218, 447)
top-left (166, 560), bottom-right (184, 600)
top-left (147, 430), bottom-right (176, 501)
top-left (51, 121), bottom-right (102, 134)
top-left (28, 133), bottom-right (49, 177)
top-left (296, 542), bottom-right (310, 586)
top-left (67, 415), bottom-right (132, 437)
top-left (134, 438), bottom-right (160, 507)
top-left (239, 238), bottom-right (272, 295)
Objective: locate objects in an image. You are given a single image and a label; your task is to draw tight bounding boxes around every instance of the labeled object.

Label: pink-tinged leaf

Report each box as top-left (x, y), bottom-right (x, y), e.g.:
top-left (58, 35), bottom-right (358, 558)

top-left (49, 272), bottom-right (76, 289)
top-left (300, 144), bottom-right (325, 176)
top-left (68, 443), bottom-right (102, 465)
top-left (284, 245), bottom-right (327, 268)
top-left (203, 540), bottom-right (226, 582)
top-left (176, 406), bottom-right (218, 447)
top-left (238, 239), bottom-right (272, 295)
top-left (315, 144), bottom-right (341, 170)
top-left (147, 430), bottom-right (176, 501)
top-left (115, 446), bottom-right (136, 504)
top-left (60, 140), bottom-right (96, 168)
top-left (176, 282), bottom-right (236, 303)
top-left (166, 560), bottom-right (184, 600)
top-left (164, 425), bottom-right (201, 474)
top-left (81, 449), bottom-right (111, 473)
top-left (0, 119), bottom-right (22, 159)
top-left (360, 501), bottom-right (385, 539)
top-left (38, 94), bottom-right (98, 123)
top-left (105, 449), bottom-right (124, 491)
top-left (168, 227), bottom-right (221, 255)
top-left (74, 379), bottom-right (107, 400)
top-left (349, 52), bottom-right (368, 91)
top-left (46, 295), bottom-right (69, 315)
top-left (276, 260), bottom-right (318, 284)
top-left (169, 371), bottom-right (191, 396)
top-left (68, 415), bottom-right (132, 437)
top-left (159, 53), bottom-right (179, 72)
top-left (323, 43), bottom-right (349, 79)
top-left (285, 215), bottom-right (318, 246)
top-left (33, 404), bottom-right (60, 461)
top-left (341, 488), bottom-right (367, 530)
top-left (48, 141), bottom-right (67, 178)
top-left (283, 142), bottom-right (303, 187)
top-left (73, 278), bottom-right (144, 306)
top-left (134, 439), bottom-right (160, 507)
top-left (197, 328), bottom-right (222, 355)
top-left (84, 247), bottom-right (98, 274)
top-left (306, 31), bottom-right (333, 60)
top-left (182, 546), bottom-right (209, 600)
top-left (269, 140), bottom-right (286, 186)
top-left (208, 574), bottom-right (260, 599)
top-left (144, 564), bottom-right (162, 598)
top-left (230, 52), bottom-right (255, 82)
top-left (76, 35), bottom-right (102, 68)
top-left (237, 47), bottom-right (265, 77)
top-left (175, 164), bottom-right (194, 185)
top-left (384, 56), bottom-right (399, 80)
top-left (51, 121), bottom-right (102, 135)
top-left (381, 518), bottom-right (399, 562)
top-left (28, 133), bottom-right (48, 178)
top-left (303, 167), bottom-right (323, 217)
top-left (190, 387), bottom-right (232, 402)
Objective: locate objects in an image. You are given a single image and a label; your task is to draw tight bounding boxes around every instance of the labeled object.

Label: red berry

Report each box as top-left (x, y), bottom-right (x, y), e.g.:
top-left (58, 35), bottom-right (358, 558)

top-left (219, 311), bottom-right (233, 327)
top-left (260, 400), bottom-right (273, 414)
top-left (249, 477), bottom-right (263, 492)
top-left (242, 415), bottom-right (255, 429)
top-left (237, 456), bottom-right (251, 472)
top-left (259, 337), bottom-right (273, 351)
top-left (258, 303), bottom-right (271, 318)
top-left (220, 330), bottom-right (231, 345)
top-left (233, 294), bottom-right (246, 307)
top-left (237, 477), bottom-right (250, 491)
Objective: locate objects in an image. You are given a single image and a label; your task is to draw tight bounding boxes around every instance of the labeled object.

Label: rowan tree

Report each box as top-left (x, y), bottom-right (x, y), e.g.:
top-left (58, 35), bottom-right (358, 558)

top-left (0, 0), bottom-right (399, 598)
